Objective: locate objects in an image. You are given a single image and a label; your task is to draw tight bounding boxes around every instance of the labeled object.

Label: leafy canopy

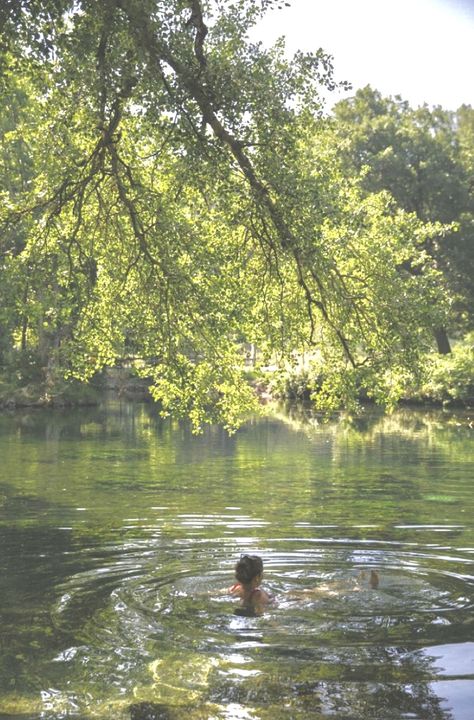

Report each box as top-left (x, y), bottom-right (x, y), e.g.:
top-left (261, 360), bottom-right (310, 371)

top-left (0, 1), bottom-right (448, 429)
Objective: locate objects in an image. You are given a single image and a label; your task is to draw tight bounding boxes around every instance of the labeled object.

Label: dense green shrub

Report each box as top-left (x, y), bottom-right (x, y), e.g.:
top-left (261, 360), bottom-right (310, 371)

top-left (418, 333), bottom-right (474, 403)
top-left (268, 367), bottom-right (316, 401)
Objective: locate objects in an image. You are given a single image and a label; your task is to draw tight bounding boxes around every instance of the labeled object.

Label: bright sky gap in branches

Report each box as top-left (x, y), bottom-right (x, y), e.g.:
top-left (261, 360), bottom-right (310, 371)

top-left (253, 0), bottom-right (474, 110)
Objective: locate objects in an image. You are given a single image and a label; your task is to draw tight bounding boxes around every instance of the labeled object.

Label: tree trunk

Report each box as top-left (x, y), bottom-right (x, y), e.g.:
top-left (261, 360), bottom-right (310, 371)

top-left (21, 316), bottom-right (28, 352)
top-left (434, 327), bottom-right (451, 354)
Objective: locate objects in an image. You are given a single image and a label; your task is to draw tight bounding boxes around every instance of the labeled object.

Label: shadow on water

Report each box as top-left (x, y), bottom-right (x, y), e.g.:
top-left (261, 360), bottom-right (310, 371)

top-left (0, 400), bottom-right (473, 718)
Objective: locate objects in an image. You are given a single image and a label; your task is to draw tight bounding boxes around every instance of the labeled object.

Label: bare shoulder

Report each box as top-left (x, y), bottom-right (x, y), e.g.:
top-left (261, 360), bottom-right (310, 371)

top-left (253, 588), bottom-right (272, 604)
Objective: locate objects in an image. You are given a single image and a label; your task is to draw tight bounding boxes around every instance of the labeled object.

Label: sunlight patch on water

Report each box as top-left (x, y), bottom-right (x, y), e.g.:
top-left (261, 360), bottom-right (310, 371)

top-left (221, 703), bottom-right (258, 719)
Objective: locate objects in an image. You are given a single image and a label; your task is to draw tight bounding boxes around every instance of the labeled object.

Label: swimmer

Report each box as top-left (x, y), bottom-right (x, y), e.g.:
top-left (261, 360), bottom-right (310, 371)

top-left (208, 557), bottom-right (378, 612)
top-left (228, 555), bottom-right (272, 615)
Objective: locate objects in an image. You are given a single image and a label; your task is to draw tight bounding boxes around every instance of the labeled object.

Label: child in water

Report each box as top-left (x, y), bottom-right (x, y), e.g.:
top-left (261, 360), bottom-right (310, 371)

top-left (228, 554), bottom-right (272, 615)
top-left (226, 555), bottom-right (379, 613)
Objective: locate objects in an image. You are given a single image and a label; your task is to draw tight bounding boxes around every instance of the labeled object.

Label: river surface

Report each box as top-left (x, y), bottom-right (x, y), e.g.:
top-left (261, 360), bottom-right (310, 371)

top-left (0, 400), bottom-right (473, 720)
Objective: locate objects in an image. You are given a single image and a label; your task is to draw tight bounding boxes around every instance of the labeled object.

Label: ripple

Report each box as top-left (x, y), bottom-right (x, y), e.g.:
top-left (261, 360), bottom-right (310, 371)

top-left (43, 533), bottom-right (474, 718)
top-left (51, 537), bottom-right (474, 640)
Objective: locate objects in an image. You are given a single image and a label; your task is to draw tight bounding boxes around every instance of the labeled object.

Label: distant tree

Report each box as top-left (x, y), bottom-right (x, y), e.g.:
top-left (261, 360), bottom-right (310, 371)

top-left (454, 103), bottom-right (474, 327)
top-left (333, 86), bottom-right (474, 349)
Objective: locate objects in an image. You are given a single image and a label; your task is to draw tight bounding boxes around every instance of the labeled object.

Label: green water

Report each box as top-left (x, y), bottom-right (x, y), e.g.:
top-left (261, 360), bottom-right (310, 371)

top-left (0, 400), bottom-right (473, 720)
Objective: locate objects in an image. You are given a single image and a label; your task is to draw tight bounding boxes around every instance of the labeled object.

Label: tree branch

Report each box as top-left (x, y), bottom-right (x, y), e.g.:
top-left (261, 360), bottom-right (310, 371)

top-left (116, 1), bottom-right (358, 365)
top-left (185, 0), bottom-right (208, 71)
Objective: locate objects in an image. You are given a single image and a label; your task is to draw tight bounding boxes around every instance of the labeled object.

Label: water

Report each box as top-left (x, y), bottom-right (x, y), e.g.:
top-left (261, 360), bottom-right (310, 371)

top-left (0, 400), bottom-right (473, 719)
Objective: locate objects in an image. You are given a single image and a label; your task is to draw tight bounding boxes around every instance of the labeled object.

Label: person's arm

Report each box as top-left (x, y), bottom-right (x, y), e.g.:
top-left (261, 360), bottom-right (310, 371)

top-left (214, 582), bottom-right (243, 597)
top-left (196, 582), bottom-right (242, 598)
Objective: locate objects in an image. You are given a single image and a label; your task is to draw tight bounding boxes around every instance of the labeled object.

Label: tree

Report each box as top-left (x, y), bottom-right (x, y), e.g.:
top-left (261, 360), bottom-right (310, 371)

top-left (333, 86), bottom-right (474, 348)
top-left (0, 70), bottom-right (36, 367)
top-left (0, 1), bottom-right (448, 428)
top-left (454, 103), bottom-right (474, 328)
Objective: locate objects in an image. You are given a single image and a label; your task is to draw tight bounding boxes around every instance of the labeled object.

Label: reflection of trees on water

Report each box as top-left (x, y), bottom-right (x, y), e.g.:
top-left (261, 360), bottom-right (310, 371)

top-left (272, 401), bottom-right (472, 450)
top-left (1, 397), bottom-right (471, 445)
top-left (0, 520), bottom-right (84, 694)
top-left (1, 400), bottom-right (471, 546)
top-left (303, 678), bottom-right (451, 719)
top-left (2, 400), bottom-right (470, 471)
top-left (207, 642), bottom-right (454, 719)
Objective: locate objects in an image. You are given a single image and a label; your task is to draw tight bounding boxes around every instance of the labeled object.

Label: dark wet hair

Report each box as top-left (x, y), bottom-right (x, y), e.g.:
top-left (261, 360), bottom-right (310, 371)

top-left (235, 555), bottom-right (263, 585)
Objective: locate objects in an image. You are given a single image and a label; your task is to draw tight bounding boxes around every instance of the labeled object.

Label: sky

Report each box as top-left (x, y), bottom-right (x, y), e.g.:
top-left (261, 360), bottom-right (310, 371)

top-left (252, 0), bottom-right (474, 110)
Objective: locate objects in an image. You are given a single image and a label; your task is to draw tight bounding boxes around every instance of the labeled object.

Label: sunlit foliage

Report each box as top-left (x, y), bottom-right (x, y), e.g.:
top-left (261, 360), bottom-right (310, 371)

top-left (0, 1), bottom-right (451, 428)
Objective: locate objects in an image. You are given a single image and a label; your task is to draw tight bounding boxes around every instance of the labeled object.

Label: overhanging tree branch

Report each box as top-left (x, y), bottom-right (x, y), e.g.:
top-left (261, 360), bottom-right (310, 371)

top-left (116, 0), bottom-right (358, 366)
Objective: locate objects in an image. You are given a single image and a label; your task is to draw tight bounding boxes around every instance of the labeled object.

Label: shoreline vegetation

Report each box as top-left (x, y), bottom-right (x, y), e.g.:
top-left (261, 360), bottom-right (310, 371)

top-left (1, 337), bottom-right (472, 414)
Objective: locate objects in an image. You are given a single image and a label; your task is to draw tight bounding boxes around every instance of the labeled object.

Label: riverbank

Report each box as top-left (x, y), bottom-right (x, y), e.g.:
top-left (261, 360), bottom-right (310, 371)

top-left (0, 368), bottom-right (151, 409)
top-left (255, 337), bottom-right (474, 411)
top-left (1, 368), bottom-right (472, 413)
top-left (1, 337), bottom-right (472, 412)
